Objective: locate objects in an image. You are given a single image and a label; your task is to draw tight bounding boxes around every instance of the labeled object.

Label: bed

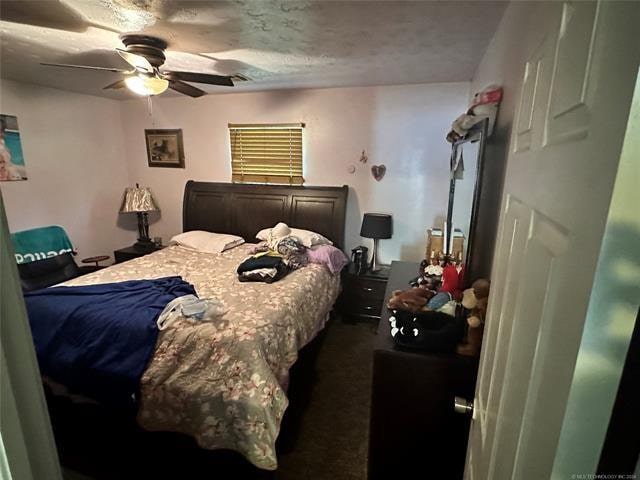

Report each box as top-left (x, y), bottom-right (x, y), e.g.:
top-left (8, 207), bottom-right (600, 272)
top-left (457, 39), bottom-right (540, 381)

top-left (42, 181), bottom-right (349, 471)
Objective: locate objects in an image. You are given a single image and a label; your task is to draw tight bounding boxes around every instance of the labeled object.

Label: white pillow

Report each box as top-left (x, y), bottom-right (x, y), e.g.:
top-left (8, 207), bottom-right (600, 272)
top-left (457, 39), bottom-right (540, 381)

top-left (170, 231), bottom-right (245, 253)
top-left (256, 223), bottom-right (332, 248)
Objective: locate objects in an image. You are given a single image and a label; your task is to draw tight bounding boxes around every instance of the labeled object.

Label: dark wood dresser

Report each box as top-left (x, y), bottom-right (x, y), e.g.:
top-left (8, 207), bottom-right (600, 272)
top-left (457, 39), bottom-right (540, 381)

top-left (338, 264), bottom-right (390, 322)
top-left (369, 261), bottom-right (478, 480)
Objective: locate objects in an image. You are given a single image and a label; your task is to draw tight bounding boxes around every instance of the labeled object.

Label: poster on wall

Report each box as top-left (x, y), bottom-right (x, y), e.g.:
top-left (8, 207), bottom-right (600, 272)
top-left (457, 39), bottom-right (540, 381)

top-left (1, 114), bottom-right (27, 181)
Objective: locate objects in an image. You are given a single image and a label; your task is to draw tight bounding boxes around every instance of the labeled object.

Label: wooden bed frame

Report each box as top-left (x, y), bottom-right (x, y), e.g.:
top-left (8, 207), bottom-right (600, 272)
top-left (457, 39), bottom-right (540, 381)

top-left (48, 181), bottom-right (350, 479)
top-left (183, 181), bottom-right (349, 249)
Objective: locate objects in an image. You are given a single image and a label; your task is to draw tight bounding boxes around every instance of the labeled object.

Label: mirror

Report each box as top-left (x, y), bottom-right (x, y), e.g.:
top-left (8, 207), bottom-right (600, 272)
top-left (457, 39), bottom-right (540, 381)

top-left (445, 118), bottom-right (488, 287)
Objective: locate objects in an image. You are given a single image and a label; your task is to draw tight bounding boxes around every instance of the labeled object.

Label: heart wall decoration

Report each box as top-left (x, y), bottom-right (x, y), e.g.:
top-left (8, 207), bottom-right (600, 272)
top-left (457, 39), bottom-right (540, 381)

top-left (371, 164), bottom-right (386, 181)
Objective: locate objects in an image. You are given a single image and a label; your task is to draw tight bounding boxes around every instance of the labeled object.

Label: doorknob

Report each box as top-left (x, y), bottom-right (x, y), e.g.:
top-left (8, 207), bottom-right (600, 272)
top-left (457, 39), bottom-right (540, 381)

top-left (454, 396), bottom-right (474, 415)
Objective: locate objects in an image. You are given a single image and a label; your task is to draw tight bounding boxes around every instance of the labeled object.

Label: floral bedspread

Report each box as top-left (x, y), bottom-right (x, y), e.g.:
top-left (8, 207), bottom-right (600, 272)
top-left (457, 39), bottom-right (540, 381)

top-left (62, 244), bottom-right (341, 470)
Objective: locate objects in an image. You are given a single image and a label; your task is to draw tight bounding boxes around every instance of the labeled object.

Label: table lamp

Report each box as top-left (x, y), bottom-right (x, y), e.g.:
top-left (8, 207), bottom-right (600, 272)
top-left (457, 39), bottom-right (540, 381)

top-left (360, 213), bottom-right (392, 272)
top-left (119, 184), bottom-right (159, 248)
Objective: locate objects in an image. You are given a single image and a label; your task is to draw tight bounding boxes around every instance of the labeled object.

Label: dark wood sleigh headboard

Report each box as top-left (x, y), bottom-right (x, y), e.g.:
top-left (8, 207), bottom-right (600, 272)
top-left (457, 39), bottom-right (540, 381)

top-left (183, 181), bottom-right (349, 250)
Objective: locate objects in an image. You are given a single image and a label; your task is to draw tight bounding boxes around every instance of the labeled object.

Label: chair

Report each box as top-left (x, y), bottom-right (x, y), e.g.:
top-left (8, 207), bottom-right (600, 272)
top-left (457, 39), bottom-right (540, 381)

top-left (17, 253), bottom-right (87, 291)
top-left (11, 225), bottom-right (105, 292)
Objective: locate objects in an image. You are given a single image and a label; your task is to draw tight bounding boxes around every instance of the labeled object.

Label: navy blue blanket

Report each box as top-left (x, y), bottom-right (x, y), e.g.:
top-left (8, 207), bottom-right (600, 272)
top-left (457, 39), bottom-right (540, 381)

top-left (24, 276), bottom-right (196, 405)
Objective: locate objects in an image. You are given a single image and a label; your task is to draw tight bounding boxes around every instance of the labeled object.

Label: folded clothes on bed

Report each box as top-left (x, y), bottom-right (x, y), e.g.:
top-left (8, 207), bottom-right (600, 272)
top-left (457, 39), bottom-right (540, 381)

top-left (238, 237), bottom-right (309, 283)
top-left (237, 255), bottom-right (289, 283)
top-left (250, 236), bottom-right (308, 269)
top-left (237, 254), bottom-right (284, 273)
top-left (243, 267), bottom-right (278, 278)
top-left (274, 237), bottom-right (308, 269)
top-left (24, 276), bottom-right (196, 405)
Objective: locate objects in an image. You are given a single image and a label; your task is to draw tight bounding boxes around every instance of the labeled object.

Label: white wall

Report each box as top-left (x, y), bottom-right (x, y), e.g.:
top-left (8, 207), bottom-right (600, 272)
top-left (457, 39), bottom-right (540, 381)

top-left (0, 79), bottom-right (133, 259)
top-left (464, 1), bottom-right (539, 278)
top-left (0, 80), bottom-right (469, 263)
top-left (119, 82), bottom-right (469, 263)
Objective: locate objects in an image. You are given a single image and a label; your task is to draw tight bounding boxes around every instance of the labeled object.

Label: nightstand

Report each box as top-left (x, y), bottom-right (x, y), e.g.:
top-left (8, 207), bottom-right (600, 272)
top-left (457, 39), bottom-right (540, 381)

top-left (338, 264), bottom-right (390, 322)
top-left (114, 244), bottom-right (164, 264)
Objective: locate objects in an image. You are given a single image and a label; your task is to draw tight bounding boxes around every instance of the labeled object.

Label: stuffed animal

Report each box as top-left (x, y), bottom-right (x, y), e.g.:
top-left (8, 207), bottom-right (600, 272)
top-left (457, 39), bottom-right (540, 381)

top-left (416, 258), bottom-right (444, 291)
top-left (446, 85), bottom-right (503, 142)
top-left (469, 85), bottom-right (503, 135)
top-left (387, 287), bottom-right (435, 313)
top-left (457, 278), bottom-right (490, 356)
top-left (439, 264), bottom-right (461, 298)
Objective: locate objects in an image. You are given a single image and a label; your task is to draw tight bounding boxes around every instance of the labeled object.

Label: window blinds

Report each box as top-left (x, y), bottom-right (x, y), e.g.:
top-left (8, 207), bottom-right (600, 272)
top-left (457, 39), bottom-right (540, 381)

top-left (229, 123), bottom-right (304, 185)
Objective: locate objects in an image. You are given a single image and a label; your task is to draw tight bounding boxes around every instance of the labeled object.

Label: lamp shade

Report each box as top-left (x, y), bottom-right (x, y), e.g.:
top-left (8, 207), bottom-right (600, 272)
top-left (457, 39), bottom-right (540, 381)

top-left (360, 213), bottom-right (392, 239)
top-left (119, 186), bottom-right (159, 213)
top-left (124, 75), bottom-right (169, 96)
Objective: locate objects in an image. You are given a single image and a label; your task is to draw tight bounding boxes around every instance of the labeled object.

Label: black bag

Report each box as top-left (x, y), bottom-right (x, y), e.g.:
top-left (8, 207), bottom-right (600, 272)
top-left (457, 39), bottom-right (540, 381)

top-left (389, 309), bottom-right (464, 353)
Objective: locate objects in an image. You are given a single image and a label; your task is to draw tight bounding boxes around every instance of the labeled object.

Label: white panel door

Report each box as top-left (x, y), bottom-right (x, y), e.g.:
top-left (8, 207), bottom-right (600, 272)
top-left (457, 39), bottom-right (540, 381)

top-left (465, 2), bottom-right (640, 479)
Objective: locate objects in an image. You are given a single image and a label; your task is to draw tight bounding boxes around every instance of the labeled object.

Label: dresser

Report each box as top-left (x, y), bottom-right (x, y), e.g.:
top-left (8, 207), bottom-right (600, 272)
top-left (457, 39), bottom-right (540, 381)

top-left (338, 264), bottom-right (390, 322)
top-left (368, 261), bottom-right (478, 480)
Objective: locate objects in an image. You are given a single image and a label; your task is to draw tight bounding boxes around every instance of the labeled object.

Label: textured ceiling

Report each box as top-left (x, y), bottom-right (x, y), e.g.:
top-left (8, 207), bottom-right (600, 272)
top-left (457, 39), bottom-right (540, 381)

top-left (0, 1), bottom-right (506, 99)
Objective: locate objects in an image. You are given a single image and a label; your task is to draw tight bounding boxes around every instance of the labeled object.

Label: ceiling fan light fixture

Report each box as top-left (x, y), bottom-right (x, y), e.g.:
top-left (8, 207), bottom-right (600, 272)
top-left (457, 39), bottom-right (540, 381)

top-left (41, 35), bottom-right (236, 98)
top-left (124, 74), bottom-right (169, 96)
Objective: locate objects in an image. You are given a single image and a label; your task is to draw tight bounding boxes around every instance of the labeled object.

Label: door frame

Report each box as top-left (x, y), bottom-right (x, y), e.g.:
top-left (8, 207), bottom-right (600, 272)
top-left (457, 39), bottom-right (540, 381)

top-left (0, 193), bottom-right (62, 480)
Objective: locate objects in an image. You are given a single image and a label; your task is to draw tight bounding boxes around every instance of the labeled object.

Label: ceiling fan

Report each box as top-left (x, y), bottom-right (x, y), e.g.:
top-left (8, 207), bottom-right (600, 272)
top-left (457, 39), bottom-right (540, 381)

top-left (41, 34), bottom-right (243, 98)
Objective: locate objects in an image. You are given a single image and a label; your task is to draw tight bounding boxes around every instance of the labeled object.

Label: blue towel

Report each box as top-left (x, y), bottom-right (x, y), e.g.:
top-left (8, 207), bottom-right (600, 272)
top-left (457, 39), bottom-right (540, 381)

top-left (24, 276), bottom-right (196, 405)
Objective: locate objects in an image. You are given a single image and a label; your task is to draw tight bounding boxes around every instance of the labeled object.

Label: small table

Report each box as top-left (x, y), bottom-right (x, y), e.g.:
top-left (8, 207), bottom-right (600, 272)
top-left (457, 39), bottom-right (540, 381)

top-left (81, 255), bottom-right (110, 267)
top-left (338, 263), bottom-right (390, 322)
top-left (114, 244), bottom-right (164, 264)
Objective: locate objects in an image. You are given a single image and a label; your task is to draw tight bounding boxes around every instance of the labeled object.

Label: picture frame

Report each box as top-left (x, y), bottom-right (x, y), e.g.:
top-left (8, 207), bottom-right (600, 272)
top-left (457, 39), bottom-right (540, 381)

top-left (1, 114), bottom-right (28, 181)
top-left (145, 129), bottom-right (185, 168)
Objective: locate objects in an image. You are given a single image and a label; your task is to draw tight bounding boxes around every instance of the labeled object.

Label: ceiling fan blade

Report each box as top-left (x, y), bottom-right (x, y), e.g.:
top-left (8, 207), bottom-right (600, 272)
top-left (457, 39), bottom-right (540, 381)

top-left (168, 80), bottom-right (206, 98)
top-left (116, 49), bottom-right (153, 74)
top-left (103, 79), bottom-right (126, 90)
top-left (0, 0), bottom-right (89, 33)
top-left (164, 71), bottom-right (234, 87)
top-left (40, 62), bottom-right (130, 73)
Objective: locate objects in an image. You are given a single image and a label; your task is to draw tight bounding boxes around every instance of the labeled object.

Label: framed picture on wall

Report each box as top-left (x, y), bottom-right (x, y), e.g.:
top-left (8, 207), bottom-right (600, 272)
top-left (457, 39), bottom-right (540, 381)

top-left (145, 129), bottom-right (185, 168)
top-left (1, 114), bottom-right (28, 181)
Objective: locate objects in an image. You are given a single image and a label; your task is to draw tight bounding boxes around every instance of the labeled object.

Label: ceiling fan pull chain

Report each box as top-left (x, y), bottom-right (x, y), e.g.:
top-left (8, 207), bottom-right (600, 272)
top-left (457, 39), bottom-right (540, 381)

top-left (147, 95), bottom-right (154, 125)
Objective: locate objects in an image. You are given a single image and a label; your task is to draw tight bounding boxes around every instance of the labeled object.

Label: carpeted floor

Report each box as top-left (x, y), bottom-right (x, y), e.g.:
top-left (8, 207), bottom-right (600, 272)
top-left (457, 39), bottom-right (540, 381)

top-left (61, 317), bottom-right (378, 480)
top-left (276, 318), bottom-right (376, 480)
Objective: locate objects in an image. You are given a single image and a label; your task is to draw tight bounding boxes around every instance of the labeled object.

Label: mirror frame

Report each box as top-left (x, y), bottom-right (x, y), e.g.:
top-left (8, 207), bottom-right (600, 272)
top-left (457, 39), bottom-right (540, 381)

top-left (445, 118), bottom-right (489, 288)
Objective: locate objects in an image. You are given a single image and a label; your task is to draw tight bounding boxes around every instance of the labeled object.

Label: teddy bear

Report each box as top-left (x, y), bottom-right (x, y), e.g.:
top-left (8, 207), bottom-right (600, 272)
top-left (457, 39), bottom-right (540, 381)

top-left (457, 278), bottom-right (490, 356)
top-left (386, 287), bottom-right (435, 313)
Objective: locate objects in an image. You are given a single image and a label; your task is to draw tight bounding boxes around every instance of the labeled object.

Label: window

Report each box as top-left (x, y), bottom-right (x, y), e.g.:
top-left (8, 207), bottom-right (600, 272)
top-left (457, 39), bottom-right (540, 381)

top-left (229, 123), bottom-right (304, 185)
